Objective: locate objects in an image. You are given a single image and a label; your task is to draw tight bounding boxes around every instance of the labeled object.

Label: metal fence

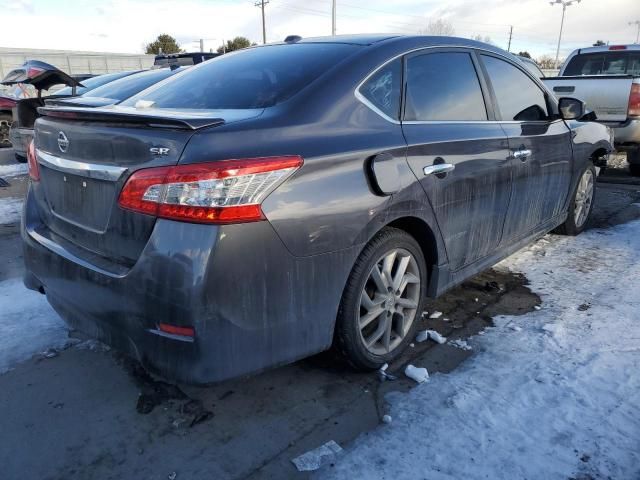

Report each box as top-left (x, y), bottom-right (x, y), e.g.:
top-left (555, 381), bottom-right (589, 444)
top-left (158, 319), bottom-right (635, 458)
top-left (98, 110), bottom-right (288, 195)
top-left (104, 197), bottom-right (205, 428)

top-left (0, 47), bottom-right (154, 79)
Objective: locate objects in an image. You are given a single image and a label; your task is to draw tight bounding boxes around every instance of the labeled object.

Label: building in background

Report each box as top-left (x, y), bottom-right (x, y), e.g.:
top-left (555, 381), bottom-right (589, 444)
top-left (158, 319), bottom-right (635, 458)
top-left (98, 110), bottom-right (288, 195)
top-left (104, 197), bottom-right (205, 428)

top-left (0, 47), bottom-right (154, 81)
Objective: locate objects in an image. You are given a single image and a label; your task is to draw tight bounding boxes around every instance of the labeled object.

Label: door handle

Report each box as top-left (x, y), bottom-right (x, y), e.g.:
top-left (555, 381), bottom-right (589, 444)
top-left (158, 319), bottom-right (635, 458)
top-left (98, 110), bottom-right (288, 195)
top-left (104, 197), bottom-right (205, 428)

top-left (423, 163), bottom-right (455, 176)
top-left (513, 149), bottom-right (532, 160)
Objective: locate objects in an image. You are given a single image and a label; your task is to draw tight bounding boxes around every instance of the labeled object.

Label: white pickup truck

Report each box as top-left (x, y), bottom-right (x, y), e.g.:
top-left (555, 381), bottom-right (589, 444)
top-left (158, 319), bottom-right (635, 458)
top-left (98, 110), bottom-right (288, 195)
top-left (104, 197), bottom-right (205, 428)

top-left (542, 45), bottom-right (640, 175)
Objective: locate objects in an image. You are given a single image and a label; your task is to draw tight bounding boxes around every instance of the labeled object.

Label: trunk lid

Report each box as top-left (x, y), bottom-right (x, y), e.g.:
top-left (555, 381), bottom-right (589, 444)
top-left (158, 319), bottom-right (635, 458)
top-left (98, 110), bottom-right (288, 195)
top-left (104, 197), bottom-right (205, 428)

top-left (31, 106), bottom-right (262, 269)
top-left (1, 60), bottom-right (81, 92)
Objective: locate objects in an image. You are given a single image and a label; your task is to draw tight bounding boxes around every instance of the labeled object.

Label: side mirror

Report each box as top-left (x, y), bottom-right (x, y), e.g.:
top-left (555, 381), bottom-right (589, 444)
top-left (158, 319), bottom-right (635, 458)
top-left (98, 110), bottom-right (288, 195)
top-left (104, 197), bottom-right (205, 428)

top-left (558, 97), bottom-right (585, 120)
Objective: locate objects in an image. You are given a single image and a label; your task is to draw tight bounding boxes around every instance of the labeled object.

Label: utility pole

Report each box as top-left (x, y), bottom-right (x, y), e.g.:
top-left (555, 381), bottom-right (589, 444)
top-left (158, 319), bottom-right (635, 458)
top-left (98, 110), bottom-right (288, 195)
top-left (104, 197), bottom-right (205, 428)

top-left (332, 0), bottom-right (336, 36)
top-left (550, 0), bottom-right (581, 70)
top-left (507, 25), bottom-right (513, 52)
top-left (199, 39), bottom-right (204, 52)
top-left (255, 0), bottom-right (269, 44)
top-left (630, 20), bottom-right (640, 44)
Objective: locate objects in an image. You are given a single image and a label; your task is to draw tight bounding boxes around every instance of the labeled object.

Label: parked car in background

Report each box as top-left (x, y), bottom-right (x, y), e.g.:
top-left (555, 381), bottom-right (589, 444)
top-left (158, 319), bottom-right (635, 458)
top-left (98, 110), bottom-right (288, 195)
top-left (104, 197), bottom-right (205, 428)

top-left (46, 67), bottom-right (185, 108)
top-left (23, 36), bottom-right (611, 384)
top-left (153, 52), bottom-right (219, 68)
top-left (2, 62), bottom-right (140, 160)
top-left (542, 44), bottom-right (640, 175)
top-left (518, 55), bottom-right (545, 78)
top-left (53, 70), bottom-right (141, 97)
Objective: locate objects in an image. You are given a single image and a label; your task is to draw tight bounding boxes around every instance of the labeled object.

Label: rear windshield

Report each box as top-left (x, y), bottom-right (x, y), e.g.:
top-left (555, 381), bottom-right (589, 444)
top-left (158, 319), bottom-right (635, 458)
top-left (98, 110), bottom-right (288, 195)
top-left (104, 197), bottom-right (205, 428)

top-left (81, 68), bottom-right (178, 102)
top-left (123, 43), bottom-right (360, 110)
top-left (54, 71), bottom-right (139, 96)
top-left (564, 51), bottom-right (640, 76)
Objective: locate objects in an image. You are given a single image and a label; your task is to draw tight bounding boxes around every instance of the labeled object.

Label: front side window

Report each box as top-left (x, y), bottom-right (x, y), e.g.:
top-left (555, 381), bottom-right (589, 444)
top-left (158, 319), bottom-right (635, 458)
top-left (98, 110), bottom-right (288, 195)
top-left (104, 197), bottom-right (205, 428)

top-left (359, 59), bottom-right (401, 120)
top-left (404, 52), bottom-right (487, 121)
top-left (481, 55), bottom-right (548, 121)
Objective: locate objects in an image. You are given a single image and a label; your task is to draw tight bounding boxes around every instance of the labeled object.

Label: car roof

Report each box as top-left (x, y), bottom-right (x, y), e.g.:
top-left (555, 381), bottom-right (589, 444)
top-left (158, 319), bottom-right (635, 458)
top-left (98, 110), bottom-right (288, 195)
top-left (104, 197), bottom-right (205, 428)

top-left (571, 44), bottom-right (640, 55)
top-left (295, 34), bottom-right (401, 45)
top-left (282, 34), bottom-right (512, 55)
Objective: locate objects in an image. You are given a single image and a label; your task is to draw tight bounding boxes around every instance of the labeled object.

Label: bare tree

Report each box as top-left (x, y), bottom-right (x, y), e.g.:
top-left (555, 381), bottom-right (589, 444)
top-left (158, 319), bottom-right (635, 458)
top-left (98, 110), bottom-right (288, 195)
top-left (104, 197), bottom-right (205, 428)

top-left (424, 19), bottom-right (455, 36)
top-left (537, 55), bottom-right (558, 69)
top-left (472, 34), bottom-right (493, 45)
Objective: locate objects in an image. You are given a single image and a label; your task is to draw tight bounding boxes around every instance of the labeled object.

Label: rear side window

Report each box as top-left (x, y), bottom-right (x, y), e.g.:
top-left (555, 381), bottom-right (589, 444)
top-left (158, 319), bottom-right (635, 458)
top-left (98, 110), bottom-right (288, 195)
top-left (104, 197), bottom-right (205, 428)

top-left (123, 43), bottom-right (360, 110)
top-left (359, 59), bottom-right (401, 120)
top-left (404, 52), bottom-right (487, 121)
top-left (564, 52), bottom-right (640, 76)
top-left (481, 55), bottom-right (548, 121)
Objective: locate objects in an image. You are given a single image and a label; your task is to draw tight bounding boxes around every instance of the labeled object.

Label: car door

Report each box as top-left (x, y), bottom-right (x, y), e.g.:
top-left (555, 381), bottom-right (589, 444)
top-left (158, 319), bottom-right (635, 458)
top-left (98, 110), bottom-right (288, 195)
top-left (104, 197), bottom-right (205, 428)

top-left (478, 53), bottom-right (573, 242)
top-left (401, 49), bottom-right (513, 271)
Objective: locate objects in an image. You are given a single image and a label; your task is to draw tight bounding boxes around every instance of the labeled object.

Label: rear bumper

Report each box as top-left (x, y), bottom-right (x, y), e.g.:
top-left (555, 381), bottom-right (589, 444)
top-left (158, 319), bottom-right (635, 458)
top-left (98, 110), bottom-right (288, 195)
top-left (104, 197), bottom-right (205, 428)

top-left (611, 119), bottom-right (640, 147)
top-left (22, 186), bottom-right (358, 383)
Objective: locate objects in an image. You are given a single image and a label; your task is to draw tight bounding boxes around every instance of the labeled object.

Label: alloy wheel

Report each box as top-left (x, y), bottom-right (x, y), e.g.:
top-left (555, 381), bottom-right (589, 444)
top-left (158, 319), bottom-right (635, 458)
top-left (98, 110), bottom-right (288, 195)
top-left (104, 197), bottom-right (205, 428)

top-left (574, 168), bottom-right (594, 228)
top-left (358, 248), bottom-right (421, 355)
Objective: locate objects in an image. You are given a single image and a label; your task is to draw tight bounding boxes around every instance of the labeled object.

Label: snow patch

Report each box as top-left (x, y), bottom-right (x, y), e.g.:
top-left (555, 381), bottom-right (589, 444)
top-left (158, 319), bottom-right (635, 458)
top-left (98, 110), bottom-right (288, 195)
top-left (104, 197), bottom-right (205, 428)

top-left (416, 329), bottom-right (447, 344)
top-left (428, 311), bottom-right (442, 319)
top-left (0, 163), bottom-right (28, 178)
top-left (0, 277), bottom-right (69, 374)
top-left (0, 197), bottom-right (23, 225)
top-left (323, 221), bottom-right (640, 480)
top-left (448, 339), bottom-right (472, 351)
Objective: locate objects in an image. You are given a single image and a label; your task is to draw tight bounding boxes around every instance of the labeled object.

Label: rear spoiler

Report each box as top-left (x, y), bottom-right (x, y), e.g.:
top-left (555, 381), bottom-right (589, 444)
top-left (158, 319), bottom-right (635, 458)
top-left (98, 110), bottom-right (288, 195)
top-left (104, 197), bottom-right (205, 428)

top-left (37, 105), bottom-right (226, 130)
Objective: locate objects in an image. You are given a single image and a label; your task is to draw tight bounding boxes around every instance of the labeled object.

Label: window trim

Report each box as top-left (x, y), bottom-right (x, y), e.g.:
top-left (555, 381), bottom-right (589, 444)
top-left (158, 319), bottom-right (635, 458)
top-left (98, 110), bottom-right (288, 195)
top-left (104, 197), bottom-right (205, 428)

top-left (355, 44), bottom-right (556, 125)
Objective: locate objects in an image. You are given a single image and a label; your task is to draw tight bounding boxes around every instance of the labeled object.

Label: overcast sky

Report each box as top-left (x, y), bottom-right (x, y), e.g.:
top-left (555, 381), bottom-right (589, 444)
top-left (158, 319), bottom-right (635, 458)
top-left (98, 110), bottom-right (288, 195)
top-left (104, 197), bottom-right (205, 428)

top-left (1, 0), bottom-right (638, 59)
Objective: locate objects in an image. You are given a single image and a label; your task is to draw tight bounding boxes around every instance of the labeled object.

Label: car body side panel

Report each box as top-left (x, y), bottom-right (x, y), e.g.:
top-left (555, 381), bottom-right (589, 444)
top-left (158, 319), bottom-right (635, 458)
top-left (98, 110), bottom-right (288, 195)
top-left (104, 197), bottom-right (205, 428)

top-left (499, 120), bottom-right (573, 243)
top-left (23, 187), bottom-right (361, 383)
top-left (403, 123), bottom-right (512, 272)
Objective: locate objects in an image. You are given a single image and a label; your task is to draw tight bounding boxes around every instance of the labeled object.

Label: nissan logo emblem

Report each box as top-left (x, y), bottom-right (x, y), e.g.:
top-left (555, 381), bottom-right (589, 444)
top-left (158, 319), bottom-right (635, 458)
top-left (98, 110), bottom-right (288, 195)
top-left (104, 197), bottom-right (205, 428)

top-left (57, 132), bottom-right (69, 153)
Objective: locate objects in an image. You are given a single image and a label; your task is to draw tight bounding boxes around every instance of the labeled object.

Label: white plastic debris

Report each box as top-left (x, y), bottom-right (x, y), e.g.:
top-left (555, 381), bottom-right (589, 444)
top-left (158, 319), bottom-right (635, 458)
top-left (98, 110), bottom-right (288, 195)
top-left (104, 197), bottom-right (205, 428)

top-left (405, 364), bottom-right (429, 383)
top-left (291, 440), bottom-right (343, 472)
top-left (415, 330), bottom-right (430, 343)
top-left (428, 330), bottom-right (447, 344)
top-left (449, 339), bottom-right (472, 351)
top-left (416, 330), bottom-right (447, 344)
top-left (382, 414), bottom-right (393, 424)
top-left (429, 311), bottom-right (443, 319)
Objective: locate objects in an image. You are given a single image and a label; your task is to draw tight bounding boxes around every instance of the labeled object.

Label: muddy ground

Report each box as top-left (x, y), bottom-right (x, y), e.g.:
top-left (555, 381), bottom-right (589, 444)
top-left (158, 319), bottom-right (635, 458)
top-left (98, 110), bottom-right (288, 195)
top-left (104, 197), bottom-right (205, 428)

top-left (1, 149), bottom-right (640, 480)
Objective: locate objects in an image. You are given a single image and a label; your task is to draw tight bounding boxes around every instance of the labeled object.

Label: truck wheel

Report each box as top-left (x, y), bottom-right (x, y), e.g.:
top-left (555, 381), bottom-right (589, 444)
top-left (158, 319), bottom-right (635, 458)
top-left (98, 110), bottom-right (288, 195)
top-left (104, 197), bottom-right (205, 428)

top-left (555, 164), bottom-right (596, 236)
top-left (334, 227), bottom-right (427, 370)
top-left (0, 113), bottom-right (11, 148)
top-left (628, 150), bottom-right (640, 176)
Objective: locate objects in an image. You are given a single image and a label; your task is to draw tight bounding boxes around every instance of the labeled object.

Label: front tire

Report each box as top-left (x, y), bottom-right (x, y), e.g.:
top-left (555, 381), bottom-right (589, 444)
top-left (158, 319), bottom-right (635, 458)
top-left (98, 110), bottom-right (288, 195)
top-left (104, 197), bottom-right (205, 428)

top-left (555, 164), bottom-right (596, 236)
top-left (334, 227), bottom-right (427, 370)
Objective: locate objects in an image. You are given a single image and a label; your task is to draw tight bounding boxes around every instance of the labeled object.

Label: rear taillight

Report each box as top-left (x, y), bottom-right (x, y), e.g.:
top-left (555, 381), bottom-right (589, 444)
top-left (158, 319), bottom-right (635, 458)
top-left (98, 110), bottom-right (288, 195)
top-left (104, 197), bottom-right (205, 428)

top-left (27, 140), bottom-right (40, 181)
top-left (118, 156), bottom-right (303, 224)
top-left (26, 66), bottom-right (45, 78)
top-left (629, 84), bottom-right (640, 117)
top-left (608, 45), bottom-right (627, 50)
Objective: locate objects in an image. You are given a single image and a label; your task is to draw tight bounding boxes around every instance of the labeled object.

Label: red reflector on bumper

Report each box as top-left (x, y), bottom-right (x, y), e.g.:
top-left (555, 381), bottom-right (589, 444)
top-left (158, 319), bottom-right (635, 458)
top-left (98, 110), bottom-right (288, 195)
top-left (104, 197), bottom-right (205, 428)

top-left (158, 323), bottom-right (195, 337)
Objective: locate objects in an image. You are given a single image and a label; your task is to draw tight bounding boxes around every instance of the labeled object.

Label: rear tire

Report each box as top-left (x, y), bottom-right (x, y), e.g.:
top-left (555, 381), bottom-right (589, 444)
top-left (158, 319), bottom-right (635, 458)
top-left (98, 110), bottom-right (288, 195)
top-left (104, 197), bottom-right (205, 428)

top-left (0, 113), bottom-right (11, 149)
top-left (555, 164), bottom-right (596, 236)
top-left (629, 163), bottom-right (640, 177)
top-left (628, 150), bottom-right (640, 176)
top-left (334, 227), bottom-right (427, 371)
